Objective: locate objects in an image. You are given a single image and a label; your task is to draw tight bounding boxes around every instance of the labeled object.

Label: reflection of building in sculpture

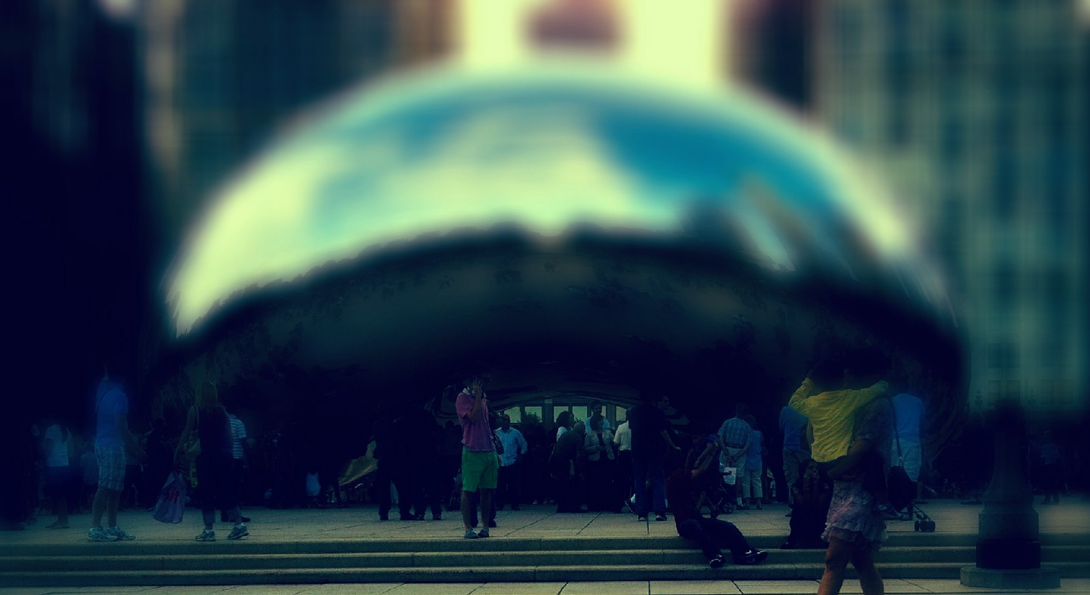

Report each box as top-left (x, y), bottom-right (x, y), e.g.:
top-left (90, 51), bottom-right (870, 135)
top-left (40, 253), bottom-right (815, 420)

top-left (529, 0), bottom-right (619, 51)
top-left (729, 0), bottom-right (815, 112)
top-left (138, 0), bottom-right (455, 258)
top-left (16, 0), bottom-right (139, 182)
top-left (812, 0), bottom-right (1088, 412)
top-left (396, 0), bottom-right (456, 65)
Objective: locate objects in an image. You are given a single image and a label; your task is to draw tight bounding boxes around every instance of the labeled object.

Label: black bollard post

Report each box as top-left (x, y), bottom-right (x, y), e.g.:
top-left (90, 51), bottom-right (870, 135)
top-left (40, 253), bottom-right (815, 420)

top-left (960, 399), bottom-right (1059, 589)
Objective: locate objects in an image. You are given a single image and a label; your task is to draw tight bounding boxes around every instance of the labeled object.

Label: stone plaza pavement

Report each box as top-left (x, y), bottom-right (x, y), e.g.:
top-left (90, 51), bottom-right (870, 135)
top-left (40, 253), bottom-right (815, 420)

top-left (1, 499), bottom-right (1087, 595)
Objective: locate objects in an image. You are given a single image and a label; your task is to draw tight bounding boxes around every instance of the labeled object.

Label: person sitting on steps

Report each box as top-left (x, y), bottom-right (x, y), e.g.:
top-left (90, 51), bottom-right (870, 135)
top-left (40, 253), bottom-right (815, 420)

top-left (667, 441), bottom-right (768, 568)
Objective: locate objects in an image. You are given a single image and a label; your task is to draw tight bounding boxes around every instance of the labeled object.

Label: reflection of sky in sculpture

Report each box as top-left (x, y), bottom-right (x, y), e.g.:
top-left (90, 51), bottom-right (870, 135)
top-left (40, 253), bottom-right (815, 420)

top-left (170, 64), bottom-right (947, 335)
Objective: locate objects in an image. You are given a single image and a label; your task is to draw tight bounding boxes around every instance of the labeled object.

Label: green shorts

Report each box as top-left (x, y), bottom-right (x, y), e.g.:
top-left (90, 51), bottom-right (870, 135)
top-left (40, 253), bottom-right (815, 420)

top-left (461, 447), bottom-right (498, 492)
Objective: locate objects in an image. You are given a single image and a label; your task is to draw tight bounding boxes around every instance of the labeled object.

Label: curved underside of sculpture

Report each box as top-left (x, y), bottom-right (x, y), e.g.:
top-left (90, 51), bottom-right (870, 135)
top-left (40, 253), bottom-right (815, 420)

top-left (152, 230), bottom-right (963, 460)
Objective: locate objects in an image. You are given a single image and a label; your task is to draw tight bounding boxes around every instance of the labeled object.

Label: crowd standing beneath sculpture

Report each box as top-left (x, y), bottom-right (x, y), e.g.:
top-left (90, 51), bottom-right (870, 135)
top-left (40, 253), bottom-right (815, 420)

top-left (3, 355), bottom-right (1084, 586)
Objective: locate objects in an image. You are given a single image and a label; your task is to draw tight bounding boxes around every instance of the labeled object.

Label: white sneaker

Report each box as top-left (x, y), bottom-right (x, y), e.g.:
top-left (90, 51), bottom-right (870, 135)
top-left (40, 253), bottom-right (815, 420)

top-left (88, 527), bottom-right (114, 542)
top-left (105, 527), bottom-right (134, 541)
top-left (227, 524), bottom-right (248, 540)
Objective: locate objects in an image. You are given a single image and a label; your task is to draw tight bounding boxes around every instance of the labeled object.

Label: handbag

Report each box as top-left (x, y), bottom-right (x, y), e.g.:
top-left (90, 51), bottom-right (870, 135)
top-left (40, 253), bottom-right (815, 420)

top-left (491, 431), bottom-right (505, 455)
top-left (184, 438), bottom-right (202, 460)
top-left (152, 471), bottom-right (187, 524)
top-left (183, 406), bottom-right (201, 460)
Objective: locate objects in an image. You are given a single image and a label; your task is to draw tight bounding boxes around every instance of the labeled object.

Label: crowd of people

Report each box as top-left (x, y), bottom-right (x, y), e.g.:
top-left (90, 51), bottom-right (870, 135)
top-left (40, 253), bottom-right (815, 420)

top-left (440, 352), bottom-right (929, 581)
top-left (6, 353), bottom-right (1086, 589)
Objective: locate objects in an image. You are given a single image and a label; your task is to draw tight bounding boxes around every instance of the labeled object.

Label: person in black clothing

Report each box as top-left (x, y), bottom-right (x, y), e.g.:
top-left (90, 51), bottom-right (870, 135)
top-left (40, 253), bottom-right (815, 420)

top-left (372, 414), bottom-right (399, 520)
top-left (175, 382), bottom-right (248, 541)
top-left (584, 413), bottom-right (618, 512)
top-left (668, 443), bottom-right (768, 568)
top-left (262, 430), bottom-right (289, 509)
top-left (440, 420), bottom-right (463, 511)
top-left (523, 423), bottom-right (551, 505)
top-left (782, 458), bottom-right (830, 549)
top-left (396, 403), bottom-right (442, 520)
top-left (549, 421), bottom-right (587, 513)
top-left (628, 394), bottom-right (681, 521)
top-left (391, 408), bottom-right (424, 520)
top-left (1035, 430), bottom-right (1063, 505)
top-left (415, 405), bottom-right (445, 521)
top-left (311, 394), bottom-right (345, 509)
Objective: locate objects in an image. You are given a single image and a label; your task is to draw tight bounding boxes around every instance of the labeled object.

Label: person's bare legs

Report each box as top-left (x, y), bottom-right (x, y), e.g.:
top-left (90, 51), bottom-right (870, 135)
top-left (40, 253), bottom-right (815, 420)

top-left (479, 489), bottom-right (493, 527)
top-left (106, 490), bottom-right (121, 527)
top-left (852, 547), bottom-right (884, 595)
top-left (461, 490), bottom-right (475, 531)
top-left (53, 494), bottom-right (68, 525)
top-left (90, 487), bottom-right (108, 528)
top-left (818, 536), bottom-right (853, 595)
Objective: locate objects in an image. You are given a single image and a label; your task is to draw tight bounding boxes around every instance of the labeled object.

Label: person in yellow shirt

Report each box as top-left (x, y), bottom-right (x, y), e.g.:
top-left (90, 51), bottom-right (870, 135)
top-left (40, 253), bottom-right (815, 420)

top-left (789, 362), bottom-right (889, 465)
top-left (788, 348), bottom-right (891, 595)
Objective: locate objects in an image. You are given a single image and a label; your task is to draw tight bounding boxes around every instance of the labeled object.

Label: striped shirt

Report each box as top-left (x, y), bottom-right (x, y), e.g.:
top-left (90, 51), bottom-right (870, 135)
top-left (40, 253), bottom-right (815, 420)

top-left (228, 414), bottom-right (247, 460)
top-left (718, 417), bottom-right (751, 449)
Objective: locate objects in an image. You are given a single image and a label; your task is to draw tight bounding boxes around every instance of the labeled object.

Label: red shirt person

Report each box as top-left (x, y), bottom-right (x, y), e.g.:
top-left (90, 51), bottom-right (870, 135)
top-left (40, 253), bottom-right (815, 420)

top-left (454, 369), bottom-right (498, 539)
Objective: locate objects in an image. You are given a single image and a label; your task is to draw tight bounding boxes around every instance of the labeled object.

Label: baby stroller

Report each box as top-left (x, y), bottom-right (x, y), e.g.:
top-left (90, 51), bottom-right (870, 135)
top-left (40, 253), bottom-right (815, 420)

top-left (910, 504), bottom-right (935, 532)
top-left (887, 409), bottom-right (936, 532)
top-left (887, 463), bottom-right (935, 532)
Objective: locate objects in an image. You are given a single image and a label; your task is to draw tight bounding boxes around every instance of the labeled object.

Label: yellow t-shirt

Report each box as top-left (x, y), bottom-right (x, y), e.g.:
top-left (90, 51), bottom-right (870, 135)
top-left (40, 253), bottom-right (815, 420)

top-left (788, 378), bottom-right (889, 463)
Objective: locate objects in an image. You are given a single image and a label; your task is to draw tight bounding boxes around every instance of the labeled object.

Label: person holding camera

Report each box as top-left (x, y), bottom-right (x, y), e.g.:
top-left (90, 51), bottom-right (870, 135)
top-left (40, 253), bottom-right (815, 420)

top-left (668, 442), bottom-right (768, 568)
top-left (456, 368), bottom-right (498, 539)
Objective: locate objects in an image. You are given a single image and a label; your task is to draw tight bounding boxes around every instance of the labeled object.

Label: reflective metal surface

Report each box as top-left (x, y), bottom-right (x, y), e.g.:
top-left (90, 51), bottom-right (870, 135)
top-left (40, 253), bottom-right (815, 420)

top-left (156, 64), bottom-right (964, 451)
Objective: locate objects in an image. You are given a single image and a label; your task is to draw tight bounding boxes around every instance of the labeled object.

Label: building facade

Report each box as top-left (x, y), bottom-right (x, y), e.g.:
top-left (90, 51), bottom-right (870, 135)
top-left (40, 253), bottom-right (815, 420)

top-left (813, 0), bottom-right (1088, 412)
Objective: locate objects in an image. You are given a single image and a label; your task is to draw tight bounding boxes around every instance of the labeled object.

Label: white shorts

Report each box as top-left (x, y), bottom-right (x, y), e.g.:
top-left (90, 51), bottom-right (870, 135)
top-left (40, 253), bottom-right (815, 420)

top-left (896, 442), bottom-right (922, 482)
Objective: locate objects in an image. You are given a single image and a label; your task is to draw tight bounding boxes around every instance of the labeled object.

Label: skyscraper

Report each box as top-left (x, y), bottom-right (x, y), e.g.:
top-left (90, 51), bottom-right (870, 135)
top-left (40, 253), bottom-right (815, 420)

top-left (7, 0), bottom-right (148, 409)
top-left (813, 0), bottom-right (1088, 411)
top-left (731, 0), bottom-right (815, 112)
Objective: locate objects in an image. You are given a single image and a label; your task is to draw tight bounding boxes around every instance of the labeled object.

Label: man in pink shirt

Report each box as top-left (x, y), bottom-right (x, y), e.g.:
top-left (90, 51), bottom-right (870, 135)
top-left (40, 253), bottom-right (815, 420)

top-left (455, 368), bottom-right (498, 539)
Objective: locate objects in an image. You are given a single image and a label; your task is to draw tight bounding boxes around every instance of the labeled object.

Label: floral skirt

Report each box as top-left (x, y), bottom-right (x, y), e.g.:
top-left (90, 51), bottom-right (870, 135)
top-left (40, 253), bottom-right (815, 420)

top-left (823, 479), bottom-right (886, 551)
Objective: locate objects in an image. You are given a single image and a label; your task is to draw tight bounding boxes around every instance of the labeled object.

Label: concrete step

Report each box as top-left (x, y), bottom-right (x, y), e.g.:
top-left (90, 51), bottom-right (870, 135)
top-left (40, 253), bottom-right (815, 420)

top-left (4, 546), bottom-right (1086, 573)
top-left (1, 546), bottom-right (1023, 572)
top-left (4, 532), bottom-right (1086, 558)
top-left (3, 528), bottom-right (1086, 588)
top-left (3, 562), bottom-right (1090, 588)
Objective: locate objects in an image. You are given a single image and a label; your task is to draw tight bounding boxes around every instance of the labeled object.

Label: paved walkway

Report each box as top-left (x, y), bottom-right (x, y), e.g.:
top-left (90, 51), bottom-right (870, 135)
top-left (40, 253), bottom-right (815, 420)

top-left (3, 500), bottom-right (1088, 595)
